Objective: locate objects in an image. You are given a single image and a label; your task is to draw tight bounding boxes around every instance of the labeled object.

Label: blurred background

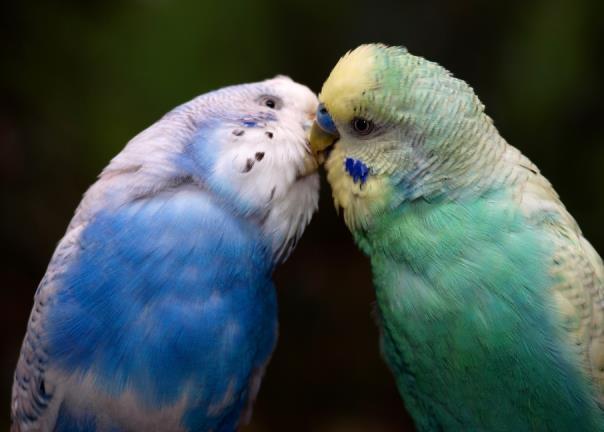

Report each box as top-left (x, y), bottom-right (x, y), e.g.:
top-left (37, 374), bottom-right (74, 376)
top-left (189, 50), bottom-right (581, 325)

top-left (1, 0), bottom-right (603, 430)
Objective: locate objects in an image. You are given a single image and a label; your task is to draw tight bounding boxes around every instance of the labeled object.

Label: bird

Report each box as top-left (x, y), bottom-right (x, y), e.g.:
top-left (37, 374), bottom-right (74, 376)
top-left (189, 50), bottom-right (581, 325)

top-left (310, 44), bottom-right (604, 431)
top-left (12, 76), bottom-right (320, 432)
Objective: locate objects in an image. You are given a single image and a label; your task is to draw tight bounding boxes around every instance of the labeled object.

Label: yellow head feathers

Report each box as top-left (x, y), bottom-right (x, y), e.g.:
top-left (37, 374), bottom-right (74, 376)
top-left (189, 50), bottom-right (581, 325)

top-left (319, 44), bottom-right (380, 124)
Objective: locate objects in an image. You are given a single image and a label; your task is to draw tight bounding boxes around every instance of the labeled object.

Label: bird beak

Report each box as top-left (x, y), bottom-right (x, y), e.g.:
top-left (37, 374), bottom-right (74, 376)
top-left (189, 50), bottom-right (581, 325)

top-left (310, 122), bottom-right (339, 163)
top-left (296, 120), bottom-right (320, 179)
top-left (309, 103), bottom-right (339, 163)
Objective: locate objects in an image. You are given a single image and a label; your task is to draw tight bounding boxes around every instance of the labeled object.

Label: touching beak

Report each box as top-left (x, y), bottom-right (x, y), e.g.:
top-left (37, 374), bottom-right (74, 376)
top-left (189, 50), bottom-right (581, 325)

top-left (309, 103), bottom-right (339, 161)
top-left (297, 120), bottom-right (320, 179)
top-left (310, 122), bottom-right (338, 157)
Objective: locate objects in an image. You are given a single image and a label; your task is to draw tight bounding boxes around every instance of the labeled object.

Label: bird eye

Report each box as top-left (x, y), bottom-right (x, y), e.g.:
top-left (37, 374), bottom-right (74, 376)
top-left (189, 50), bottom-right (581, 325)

top-left (351, 117), bottom-right (374, 135)
top-left (258, 95), bottom-right (282, 110)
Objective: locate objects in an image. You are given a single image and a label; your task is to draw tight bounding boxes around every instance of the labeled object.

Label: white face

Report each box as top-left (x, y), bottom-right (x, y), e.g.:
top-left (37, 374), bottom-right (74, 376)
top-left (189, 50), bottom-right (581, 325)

top-left (95, 76), bottom-right (320, 264)
top-left (210, 77), bottom-right (319, 211)
top-left (201, 76), bottom-right (320, 262)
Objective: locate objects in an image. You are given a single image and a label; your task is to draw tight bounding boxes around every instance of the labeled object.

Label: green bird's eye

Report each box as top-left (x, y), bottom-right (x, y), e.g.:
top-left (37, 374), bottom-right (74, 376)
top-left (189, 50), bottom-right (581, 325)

top-left (352, 117), bottom-right (374, 135)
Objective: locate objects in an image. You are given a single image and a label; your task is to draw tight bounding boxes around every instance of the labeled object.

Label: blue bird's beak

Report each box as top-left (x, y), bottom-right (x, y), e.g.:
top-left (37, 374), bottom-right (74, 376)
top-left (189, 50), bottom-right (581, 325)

top-left (310, 103), bottom-right (339, 161)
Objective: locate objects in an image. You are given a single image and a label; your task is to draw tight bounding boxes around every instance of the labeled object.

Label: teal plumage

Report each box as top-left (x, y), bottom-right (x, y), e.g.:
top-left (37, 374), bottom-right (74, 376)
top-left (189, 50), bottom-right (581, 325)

top-left (311, 44), bottom-right (604, 431)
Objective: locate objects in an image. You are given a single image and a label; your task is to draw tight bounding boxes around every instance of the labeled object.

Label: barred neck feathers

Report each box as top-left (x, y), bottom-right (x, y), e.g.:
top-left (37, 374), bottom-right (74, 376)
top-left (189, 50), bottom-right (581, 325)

top-left (367, 46), bottom-right (513, 201)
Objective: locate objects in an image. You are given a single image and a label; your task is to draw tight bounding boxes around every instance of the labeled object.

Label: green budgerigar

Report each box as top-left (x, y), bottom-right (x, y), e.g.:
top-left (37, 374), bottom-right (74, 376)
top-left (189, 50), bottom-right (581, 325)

top-left (310, 44), bottom-right (604, 431)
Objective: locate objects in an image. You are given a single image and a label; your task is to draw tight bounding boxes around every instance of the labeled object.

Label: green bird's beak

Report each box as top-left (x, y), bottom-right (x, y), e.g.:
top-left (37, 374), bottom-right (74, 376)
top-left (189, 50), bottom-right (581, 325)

top-left (310, 122), bottom-right (338, 159)
top-left (309, 103), bottom-right (339, 163)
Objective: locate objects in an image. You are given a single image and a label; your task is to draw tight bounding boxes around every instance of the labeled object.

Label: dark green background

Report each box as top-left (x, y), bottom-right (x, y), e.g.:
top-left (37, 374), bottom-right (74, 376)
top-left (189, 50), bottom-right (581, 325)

top-left (2, 0), bottom-right (603, 430)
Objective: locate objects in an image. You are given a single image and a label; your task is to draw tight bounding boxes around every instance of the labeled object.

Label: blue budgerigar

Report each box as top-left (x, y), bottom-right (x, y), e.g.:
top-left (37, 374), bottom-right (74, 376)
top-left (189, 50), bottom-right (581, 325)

top-left (12, 76), bottom-right (319, 432)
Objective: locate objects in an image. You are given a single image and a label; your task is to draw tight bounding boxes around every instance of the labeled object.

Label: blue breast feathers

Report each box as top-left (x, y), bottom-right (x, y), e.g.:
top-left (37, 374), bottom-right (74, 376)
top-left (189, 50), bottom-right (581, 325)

top-left (47, 185), bottom-right (278, 430)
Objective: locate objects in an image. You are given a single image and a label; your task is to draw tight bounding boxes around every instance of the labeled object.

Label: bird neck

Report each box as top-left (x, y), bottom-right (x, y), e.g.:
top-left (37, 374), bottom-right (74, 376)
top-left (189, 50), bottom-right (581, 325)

top-left (399, 121), bottom-right (508, 201)
top-left (352, 184), bottom-right (515, 265)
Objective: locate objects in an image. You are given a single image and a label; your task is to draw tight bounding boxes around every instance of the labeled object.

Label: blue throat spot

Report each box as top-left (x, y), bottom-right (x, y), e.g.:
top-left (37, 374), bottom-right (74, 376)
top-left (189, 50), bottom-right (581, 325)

top-left (344, 158), bottom-right (370, 185)
top-left (240, 112), bottom-right (277, 129)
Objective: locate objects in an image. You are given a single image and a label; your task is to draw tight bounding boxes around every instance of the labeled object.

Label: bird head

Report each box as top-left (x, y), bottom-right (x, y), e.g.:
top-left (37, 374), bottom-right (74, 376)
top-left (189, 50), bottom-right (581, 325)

top-left (85, 76), bottom-right (320, 264)
top-left (310, 44), bottom-right (499, 231)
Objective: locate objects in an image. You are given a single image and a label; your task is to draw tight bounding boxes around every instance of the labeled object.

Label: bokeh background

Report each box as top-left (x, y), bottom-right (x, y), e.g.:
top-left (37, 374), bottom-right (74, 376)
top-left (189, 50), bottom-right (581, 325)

top-left (2, 0), bottom-right (603, 430)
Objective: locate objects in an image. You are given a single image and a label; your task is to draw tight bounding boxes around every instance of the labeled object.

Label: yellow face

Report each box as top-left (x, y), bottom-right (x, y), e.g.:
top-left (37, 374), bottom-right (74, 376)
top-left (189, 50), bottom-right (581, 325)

top-left (323, 144), bottom-right (392, 230)
top-left (310, 45), bottom-right (395, 231)
top-left (320, 45), bottom-right (377, 125)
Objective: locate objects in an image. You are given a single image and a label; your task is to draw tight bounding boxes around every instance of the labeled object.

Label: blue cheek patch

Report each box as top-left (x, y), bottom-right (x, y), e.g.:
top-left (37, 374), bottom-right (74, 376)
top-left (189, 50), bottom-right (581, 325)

top-left (240, 112), bottom-right (277, 128)
top-left (345, 158), bottom-right (370, 185)
top-left (316, 103), bottom-right (338, 135)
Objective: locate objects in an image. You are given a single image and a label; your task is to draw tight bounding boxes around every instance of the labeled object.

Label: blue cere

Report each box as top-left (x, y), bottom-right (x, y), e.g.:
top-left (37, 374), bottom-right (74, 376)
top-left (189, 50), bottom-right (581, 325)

top-left (345, 158), bottom-right (370, 185)
top-left (316, 103), bottom-right (338, 135)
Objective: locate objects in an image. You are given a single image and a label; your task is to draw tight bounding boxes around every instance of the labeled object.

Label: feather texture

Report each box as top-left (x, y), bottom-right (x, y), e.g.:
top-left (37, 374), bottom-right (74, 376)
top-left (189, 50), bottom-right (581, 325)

top-left (12, 77), bottom-right (319, 431)
top-left (314, 44), bottom-right (604, 431)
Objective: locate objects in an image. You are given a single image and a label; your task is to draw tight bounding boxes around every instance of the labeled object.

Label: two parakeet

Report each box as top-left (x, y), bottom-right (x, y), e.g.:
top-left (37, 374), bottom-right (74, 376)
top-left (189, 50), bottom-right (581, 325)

top-left (13, 42), bottom-right (604, 432)
top-left (12, 77), bottom-right (319, 431)
top-left (311, 44), bottom-right (604, 431)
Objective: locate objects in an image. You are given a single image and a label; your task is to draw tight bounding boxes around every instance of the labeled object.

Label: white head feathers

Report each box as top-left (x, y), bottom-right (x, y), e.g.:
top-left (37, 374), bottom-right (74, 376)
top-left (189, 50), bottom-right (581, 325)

top-left (71, 76), bottom-right (320, 264)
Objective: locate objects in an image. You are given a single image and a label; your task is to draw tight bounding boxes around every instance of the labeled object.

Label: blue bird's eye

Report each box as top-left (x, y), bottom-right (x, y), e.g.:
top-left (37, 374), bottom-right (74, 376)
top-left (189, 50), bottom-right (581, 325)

top-left (316, 103), bottom-right (338, 135)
